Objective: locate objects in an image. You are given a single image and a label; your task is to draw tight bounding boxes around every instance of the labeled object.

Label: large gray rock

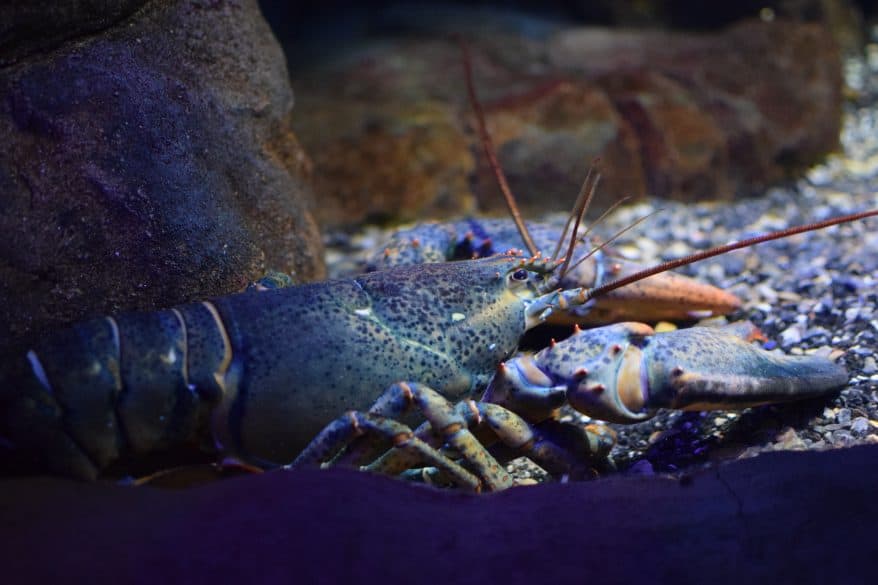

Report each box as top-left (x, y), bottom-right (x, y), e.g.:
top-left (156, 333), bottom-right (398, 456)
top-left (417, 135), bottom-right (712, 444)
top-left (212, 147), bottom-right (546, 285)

top-left (0, 0), bottom-right (324, 352)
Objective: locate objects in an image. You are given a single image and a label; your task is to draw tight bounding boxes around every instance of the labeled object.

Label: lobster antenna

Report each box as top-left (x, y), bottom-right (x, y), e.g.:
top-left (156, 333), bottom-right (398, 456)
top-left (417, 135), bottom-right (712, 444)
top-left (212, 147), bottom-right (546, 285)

top-left (567, 208), bottom-right (662, 275)
top-left (558, 169), bottom-right (601, 279)
top-left (459, 38), bottom-right (539, 257)
top-left (585, 209), bottom-right (878, 301)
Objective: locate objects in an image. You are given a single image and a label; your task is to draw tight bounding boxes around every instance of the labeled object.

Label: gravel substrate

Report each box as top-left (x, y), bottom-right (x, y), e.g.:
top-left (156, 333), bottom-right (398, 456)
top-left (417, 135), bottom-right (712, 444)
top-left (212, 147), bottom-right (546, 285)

top-left (324, 41), bottom-right (878, 484)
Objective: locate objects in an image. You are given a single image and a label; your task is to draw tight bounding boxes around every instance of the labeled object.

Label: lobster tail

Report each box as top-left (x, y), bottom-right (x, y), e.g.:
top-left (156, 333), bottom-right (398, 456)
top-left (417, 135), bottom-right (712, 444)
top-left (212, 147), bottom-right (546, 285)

top-left (0, 324), bottom-right (112, 479)
top-left (0, 305), bottom-right (226, 480)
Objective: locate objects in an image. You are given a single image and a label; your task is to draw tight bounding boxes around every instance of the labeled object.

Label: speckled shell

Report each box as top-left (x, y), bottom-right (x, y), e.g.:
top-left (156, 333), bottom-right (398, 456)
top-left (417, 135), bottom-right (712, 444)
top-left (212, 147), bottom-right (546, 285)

top-left (212, 254), bottom-right (538, 464)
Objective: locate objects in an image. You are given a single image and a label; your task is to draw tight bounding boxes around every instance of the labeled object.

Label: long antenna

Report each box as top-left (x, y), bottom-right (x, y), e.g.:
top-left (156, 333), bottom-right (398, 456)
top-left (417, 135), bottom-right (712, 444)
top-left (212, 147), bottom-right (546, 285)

top-left (585, 209), bottom-right (878, 301)
top-left (459, 38), bottom-right (539, 257)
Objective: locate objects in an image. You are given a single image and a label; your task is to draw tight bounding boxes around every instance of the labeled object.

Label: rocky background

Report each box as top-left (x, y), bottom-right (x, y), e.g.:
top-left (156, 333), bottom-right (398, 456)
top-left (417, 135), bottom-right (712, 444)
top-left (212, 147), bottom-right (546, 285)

top-left (287, 13), bottom-right (845, 226)
top-left (0, 0), bottom-right (324, 354)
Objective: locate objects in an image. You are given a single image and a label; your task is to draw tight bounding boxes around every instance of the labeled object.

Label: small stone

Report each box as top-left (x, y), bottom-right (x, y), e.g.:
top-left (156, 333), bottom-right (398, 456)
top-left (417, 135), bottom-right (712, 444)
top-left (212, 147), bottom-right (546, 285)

top-left (626, 460), bottom-right (655, 476)
top-left (779, 324), bottom-right (803, 346)
top-left (706, 263), bottom-right (726, 281)
top-left (831, 430), bottom-right (855, 446)
top-left (836, 408), bottom-right (852, 425)
top-left (809, 346), bottom-right (833, 358)
top-left (513, 478), bottom-right (539, 487)
top-left (654, 321), bottom-right (677, 333)
top-left (648, 431), bottom-right (665, 445)
top-left (803, 326), bottom-right (830, 341)
top-left (845, 307), bottom-right (861, 323)
top-left (756, 284), bottom-right (779, 303)
top-left (862, 356), bottom-right (878, 375)
top-left (775, 427), bottom-right (807, 450)
top-left (829, 349), bottom-right (846, 361)
top-left (851, 417), bottom-right (870, 436)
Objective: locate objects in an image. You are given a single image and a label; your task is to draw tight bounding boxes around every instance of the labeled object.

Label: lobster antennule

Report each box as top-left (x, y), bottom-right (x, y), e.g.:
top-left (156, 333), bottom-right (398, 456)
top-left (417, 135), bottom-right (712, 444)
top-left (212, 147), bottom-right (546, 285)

top-left (556, 165), bottom-right (601, 279)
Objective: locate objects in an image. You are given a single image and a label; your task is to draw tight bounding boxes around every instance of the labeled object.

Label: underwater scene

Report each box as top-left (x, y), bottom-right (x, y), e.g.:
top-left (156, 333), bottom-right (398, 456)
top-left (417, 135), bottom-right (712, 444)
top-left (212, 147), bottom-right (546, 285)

top-left (1, 1), bottom-right (877, 583)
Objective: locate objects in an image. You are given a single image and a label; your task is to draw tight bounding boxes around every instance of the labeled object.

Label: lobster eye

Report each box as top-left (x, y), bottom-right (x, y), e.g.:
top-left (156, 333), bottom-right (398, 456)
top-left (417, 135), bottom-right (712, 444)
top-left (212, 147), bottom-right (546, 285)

top-left (512, 269), bottom-right (529, 281)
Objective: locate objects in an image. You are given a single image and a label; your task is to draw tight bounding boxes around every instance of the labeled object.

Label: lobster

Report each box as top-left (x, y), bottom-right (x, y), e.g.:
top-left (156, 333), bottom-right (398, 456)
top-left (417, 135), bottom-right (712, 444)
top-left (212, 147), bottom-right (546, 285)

top-left (0, 206), bottom-right (871, 489)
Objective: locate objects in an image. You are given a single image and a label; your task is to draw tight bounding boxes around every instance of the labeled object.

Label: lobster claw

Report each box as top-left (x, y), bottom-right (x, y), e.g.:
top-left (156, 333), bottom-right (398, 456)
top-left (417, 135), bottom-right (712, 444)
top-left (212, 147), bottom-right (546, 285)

top-left (552, 257), bottom-right (742, 325)
top-left (487, 322), bottom-right (848, 425)
top-left (563, 323), bottom-right (848, 423)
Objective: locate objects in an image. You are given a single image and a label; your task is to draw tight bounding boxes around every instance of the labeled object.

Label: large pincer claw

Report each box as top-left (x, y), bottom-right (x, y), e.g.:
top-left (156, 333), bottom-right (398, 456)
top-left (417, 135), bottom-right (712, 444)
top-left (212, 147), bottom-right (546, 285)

top-left (562, 323), bottom-right (848, 423)
top-left (491, 322), bottom-right (848, 425)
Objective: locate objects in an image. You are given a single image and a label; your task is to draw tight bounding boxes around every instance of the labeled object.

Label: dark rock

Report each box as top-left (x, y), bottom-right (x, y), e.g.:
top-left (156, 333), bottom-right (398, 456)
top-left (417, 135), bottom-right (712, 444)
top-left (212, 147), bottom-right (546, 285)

top-left (0, 0), bottom-right (325, 352)
top-left (293, 18), bottom-right (842, 226)
top-left (1, 445), bottom-right (876, 584)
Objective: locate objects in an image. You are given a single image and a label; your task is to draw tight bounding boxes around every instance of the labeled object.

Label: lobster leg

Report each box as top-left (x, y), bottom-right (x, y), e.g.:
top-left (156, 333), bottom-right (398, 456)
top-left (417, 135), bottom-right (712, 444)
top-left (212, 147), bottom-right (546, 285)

top-left (472, 403), bottom-right (614, 478)
top-left (290, 410), bottom-right (483, 491)
top-left (292, 382), bottom-right (513, 491)
top-left (366, 398), bottom-right (615, 484)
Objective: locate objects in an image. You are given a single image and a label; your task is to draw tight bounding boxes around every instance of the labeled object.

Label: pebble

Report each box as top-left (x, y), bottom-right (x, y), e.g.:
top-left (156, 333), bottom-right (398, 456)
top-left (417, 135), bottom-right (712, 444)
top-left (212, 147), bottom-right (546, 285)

top-left (851, 417), bottom-right (870, 436)
top-left (626, 460), bottom-right (655, 476)
top-left (779, 325), bottom-right (803, 346)
top-left (832, 430), bottom-right (856, 446)
top-left (775, 427), bottom-right (807, 450)
top-left (513, 478), bottom-right (539, 486)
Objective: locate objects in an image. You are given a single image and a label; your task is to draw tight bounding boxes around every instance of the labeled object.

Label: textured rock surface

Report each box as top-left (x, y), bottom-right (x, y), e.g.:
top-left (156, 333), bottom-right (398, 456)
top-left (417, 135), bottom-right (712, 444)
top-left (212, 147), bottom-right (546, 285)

top-left (552, 20), bottom-right (844, 197)
top-left (1, 445), bottom-right (875, 585)
top-left (0, 0), bottom-right (324, 352)
top-left (292, 19), bottom-right (841, 226)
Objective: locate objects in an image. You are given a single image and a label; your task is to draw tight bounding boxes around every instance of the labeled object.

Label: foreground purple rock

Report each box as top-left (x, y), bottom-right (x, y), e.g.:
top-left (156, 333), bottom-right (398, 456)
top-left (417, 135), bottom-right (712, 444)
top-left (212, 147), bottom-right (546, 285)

top-left (1, 444), bottom-right (874, 584)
